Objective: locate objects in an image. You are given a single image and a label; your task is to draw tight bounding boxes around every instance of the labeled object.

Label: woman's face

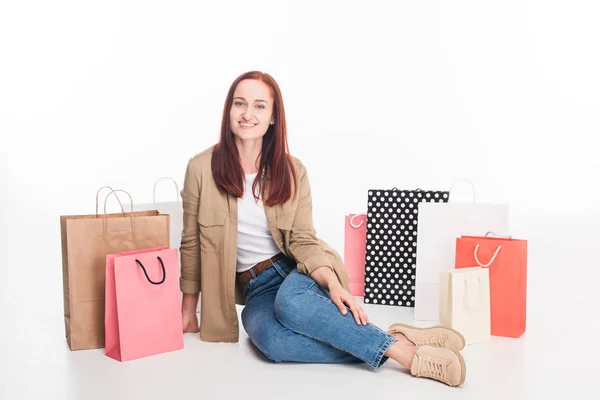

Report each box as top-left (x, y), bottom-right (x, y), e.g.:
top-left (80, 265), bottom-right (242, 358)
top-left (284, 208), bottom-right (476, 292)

top-left (229, 79), bottom-right (274, 142)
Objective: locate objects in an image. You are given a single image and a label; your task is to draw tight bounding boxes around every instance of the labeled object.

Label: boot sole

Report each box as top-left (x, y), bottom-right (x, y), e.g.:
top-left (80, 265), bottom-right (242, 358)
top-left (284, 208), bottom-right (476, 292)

top-left (451, 348), bottom-right (467, 386)
top-left (387, 323), bottom-right (467, 351)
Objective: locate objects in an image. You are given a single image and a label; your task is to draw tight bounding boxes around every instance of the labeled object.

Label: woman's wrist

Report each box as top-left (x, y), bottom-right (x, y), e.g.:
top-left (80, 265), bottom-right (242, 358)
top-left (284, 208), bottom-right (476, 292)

top-left (310, 265), bottom-right (340, 290)
top-left (182, 292), bottom-right (199, 313)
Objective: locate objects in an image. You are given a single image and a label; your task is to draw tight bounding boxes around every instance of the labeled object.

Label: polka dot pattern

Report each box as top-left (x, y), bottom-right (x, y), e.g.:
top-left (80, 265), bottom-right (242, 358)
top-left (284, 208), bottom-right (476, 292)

top-left (363, 189), bottom-right (449, 307)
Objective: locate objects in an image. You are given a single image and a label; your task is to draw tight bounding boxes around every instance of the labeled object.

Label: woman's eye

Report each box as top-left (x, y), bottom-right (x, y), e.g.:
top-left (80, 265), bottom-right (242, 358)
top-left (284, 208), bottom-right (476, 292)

top-left (235, 101), bottom-right (245, 106)
top-left (257, 105), bottom-right (265, 109)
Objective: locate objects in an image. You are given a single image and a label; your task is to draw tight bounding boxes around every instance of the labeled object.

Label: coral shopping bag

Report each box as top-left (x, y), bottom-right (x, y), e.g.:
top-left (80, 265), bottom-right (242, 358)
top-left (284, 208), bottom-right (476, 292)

top-left (344, 214), bottom-right (367, 296)
top-left (105, 247), bottom-right (183, 361)
top-left (455, 234), bottom-right (528, 338)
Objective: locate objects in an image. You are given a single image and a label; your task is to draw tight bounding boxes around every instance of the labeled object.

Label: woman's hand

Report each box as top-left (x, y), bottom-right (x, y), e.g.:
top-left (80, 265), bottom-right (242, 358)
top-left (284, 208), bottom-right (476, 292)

top-left (182, 311), bottom-right (199, 333)
top-left (182, 293), bottom-right (200, 333)
top-left (329, 282), bottom-right (369, 326)
top-left (310, 265), bottom-right (369, 326)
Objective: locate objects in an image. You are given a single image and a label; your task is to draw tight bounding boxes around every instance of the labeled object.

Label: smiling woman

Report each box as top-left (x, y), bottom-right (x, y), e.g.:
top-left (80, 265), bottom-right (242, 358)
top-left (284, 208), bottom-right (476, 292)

top-left (210, 71), bottom-right (294, 207)
top-left (178, 71), bottom-right (468, 387)
top-left (230, 82), bottom-right (273, 141)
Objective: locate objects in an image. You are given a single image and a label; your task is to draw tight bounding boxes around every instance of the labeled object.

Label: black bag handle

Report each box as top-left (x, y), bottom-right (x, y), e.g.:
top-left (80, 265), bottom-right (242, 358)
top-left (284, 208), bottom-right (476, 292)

top-left (135, 256), bottom-right (166, 285)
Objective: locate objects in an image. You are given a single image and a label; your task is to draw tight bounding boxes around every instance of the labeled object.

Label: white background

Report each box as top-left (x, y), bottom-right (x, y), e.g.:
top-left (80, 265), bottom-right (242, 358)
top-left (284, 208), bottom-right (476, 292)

top-left (1, 1), bottom-right (599, 398)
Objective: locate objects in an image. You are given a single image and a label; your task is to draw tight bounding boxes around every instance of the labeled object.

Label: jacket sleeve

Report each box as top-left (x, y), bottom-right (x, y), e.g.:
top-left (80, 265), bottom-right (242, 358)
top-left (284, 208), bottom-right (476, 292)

top-left (179, 160), bottom-right (202, 294)
top-left (289, 162), bottom-right (335, 276)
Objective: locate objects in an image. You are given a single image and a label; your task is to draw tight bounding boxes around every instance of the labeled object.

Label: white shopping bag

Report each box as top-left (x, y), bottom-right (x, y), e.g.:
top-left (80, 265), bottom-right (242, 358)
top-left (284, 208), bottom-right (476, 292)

top-left (439, 267), bottom-right (491, 345)
top-left (414, 180), bottom-right (509, 321)
top-left (124, 177), bottom-right (183, 252)
top-left (122, 177), bottom-right (198, 312)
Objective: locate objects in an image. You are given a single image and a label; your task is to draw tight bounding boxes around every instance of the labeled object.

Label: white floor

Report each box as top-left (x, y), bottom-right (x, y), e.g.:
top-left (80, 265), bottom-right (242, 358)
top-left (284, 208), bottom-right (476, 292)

top-left (1, 214), bottom-right (600, 399)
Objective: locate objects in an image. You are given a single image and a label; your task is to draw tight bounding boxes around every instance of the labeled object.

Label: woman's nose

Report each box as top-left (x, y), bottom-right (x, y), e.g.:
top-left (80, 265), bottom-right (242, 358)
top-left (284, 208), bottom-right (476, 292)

top-left (242, 108), bottom-right (254, 120)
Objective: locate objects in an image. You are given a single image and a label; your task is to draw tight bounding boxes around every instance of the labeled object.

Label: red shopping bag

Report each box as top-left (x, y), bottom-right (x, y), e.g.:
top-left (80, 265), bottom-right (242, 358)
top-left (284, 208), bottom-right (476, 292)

top-left (455, 234), bottom-right (527, 338)
top-left (105, 247), bottom-right (183, 361)
top-left (344, 214), bottom-right (367, 296)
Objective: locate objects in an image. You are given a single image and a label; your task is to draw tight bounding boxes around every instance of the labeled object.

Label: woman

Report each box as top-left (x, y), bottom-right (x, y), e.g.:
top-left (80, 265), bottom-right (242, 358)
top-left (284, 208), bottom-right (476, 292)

top-left (179, 71), bottom-right (467, 387)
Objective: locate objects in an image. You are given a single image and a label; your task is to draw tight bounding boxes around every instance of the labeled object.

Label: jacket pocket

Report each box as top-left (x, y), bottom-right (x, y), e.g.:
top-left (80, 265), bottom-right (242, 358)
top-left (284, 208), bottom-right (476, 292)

top-left (197, 209), bottom-right (227, 254)
top-left (276, 213), bottom-right (295, 231)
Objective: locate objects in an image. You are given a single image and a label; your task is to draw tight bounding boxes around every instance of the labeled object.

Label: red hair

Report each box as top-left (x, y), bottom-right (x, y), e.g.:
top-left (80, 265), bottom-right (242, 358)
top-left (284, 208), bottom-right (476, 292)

top-left (211, 71), bottom-right (298, 206)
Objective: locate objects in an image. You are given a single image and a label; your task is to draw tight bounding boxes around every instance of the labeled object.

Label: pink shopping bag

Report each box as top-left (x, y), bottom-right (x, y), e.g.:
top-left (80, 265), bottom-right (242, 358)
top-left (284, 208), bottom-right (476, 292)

top-left (344, 214), bottom-right (367, 296)
top-left (105, 247), bottom-right (183, 361)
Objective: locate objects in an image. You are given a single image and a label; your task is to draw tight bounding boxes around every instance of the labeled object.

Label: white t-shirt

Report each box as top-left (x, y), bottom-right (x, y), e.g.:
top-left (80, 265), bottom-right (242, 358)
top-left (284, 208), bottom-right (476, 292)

top-left (236, 172), bottom-right (281, 273)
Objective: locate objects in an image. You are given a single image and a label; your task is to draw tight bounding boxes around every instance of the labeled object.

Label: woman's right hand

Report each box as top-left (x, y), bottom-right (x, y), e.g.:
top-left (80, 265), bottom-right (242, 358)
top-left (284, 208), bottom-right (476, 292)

top-left (182, 293), bottom-right (200, 333)
top-left (182, 310), bottom-right (199, 333)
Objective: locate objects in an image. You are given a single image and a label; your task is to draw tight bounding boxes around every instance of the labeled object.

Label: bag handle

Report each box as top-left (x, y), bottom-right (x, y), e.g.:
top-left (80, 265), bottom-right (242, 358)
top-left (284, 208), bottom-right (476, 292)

top-left (349, 213), bottom-right (367, 228)
top-left (102, 189), bottom-right (135, 233)
top-left (153, 177), bottom-right (181, 204)
top-left (391, 187), bottom-right (422, 191)
top-left (95, 186), bottom-right (124, 217)
top-left (135, 256), bottom-right (166, 285)
top-left (449, 178), bottom-right (476, 203)
top-left (474, 244), bottom-right (502, 267)
top-left (485, 231), bottom-right (512, 239)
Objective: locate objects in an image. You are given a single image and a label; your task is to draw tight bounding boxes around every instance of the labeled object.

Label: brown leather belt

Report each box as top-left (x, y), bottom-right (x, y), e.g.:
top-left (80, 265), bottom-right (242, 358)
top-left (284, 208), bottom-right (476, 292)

top-left (236, 252), bottom-right (285, 287)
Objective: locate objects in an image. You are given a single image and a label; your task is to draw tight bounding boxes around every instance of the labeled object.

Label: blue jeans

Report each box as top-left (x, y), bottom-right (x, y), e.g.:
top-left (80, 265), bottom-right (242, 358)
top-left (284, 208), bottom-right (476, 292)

top-left (240, 255), bottom-right (397, 369)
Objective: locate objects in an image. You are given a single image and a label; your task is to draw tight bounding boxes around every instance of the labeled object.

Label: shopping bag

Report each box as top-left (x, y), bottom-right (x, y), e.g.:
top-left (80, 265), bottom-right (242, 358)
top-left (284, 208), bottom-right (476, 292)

top-left (105, 246), bottom-right (168, 359)
top-left (344, 214), bottom-right (367, 296)
top-left (414, 180), bottom-right (509, 321)
top-left (439, 267), bottom-right (491, 345)
top-left (60, 187), bottom-right (170, 350)
top-left (455, 234), bottom-right (528, 338)
top-left (105, 247), bottom-right (183, 362)
top-left (124, 177), bottom-right (183, 252)
top-left (364, 188), bottom-right (449, 307)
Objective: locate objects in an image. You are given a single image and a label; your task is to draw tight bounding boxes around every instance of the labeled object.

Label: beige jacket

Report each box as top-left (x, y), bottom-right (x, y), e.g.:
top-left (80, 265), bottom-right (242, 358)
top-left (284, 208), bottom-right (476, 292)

top-left (179, 145), bottom-right (351, 343)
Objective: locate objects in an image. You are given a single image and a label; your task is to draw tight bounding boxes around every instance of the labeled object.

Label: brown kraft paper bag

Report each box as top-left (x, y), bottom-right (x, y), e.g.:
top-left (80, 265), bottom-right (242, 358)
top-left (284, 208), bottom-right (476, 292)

top-left (60, 188), bottom-right (170, 350)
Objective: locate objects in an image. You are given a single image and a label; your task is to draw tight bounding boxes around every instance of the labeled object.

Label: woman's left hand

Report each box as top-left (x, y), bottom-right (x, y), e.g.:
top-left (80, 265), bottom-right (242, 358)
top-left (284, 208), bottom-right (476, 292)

top-left (328, 283), bottom-right (369, 326)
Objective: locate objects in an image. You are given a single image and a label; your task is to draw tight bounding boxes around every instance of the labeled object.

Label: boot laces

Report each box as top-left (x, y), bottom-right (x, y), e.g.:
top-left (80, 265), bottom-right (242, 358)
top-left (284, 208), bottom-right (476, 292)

top-left (420, 356), bottom-right (448, 382)
top-left (416, 336), bottom-right (445, 347)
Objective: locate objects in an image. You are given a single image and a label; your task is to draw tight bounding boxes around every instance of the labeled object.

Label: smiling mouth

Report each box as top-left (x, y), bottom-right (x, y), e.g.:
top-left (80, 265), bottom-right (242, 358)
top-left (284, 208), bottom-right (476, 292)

top-left (239, 122), bottom-right (257, 129)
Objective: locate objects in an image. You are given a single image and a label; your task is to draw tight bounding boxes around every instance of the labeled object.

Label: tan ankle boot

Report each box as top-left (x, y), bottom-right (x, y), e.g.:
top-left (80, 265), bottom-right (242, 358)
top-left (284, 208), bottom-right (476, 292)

top-left (410, 345), bottom-right (466, 387)
top-left (387, 323), bottom-right (466, 351)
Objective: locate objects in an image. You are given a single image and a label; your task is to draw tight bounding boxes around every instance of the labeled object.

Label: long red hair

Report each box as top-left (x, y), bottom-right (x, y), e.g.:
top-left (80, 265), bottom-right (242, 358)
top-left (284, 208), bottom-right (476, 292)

top-left (211, 71), bottom-right (298, 206)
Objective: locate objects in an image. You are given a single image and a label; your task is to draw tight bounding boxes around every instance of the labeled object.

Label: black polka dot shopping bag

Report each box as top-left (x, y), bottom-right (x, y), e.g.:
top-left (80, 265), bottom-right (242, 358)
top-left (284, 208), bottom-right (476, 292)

top-left (363, 188), bottom-right (449, 307)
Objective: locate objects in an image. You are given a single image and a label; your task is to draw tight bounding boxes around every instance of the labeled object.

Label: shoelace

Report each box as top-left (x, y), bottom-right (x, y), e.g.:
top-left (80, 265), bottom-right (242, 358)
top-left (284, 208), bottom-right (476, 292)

top-left (416, 336), bottom-right (445, 347)
top-left (419, 356), bottom-right (448, 383)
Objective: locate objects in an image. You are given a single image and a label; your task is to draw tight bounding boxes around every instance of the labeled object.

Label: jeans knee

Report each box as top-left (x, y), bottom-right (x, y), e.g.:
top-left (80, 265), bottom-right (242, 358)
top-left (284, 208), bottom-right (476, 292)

top-left (256, 336), bottom-right (283, 363)
top-left (274, 274), bottom-right (311, 330)
top-left (244, 317), bottom-right (283, 363)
